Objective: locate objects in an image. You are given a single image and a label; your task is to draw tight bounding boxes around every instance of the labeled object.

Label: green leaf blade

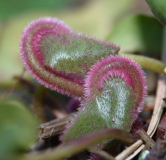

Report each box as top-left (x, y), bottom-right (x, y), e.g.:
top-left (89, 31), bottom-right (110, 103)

top-left (62, 78), bottom-right (134, 149)
top-left (61, 56), bottom-right (146, 149)
top-left (146, 0), bottom-right (166, 26)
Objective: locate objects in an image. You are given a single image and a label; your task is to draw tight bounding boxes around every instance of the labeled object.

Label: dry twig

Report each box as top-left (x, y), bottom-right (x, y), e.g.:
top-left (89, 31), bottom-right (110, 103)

top-left (137, 129), bottom-right (155, 148)
top-left (38, 113), bottom-right (74, 140)
top-left (115, 69), bottom-right (166, 160)
top-left (89, 149), bottom-right (115, 160)
top-left (115, 27), bottom-right (166, 160)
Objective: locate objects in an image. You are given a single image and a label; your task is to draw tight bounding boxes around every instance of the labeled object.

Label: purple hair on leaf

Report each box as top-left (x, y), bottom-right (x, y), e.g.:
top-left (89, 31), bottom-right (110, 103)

top-left (61, 56), bottom-right (146, 149)
top-left (20, 17), bottom-right (119, 99)
top-left (20, 17), bottom-right (147, 151)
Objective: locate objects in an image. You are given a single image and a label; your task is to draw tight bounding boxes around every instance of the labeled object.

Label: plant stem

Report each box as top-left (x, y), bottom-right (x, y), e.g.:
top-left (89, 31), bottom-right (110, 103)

top-left (18, 129), bottom-right (134, 160)
top-left (15, 76), bottom-right (67, 118)
top-left (119, 53), bottom-right (166, 75)
top-left (33, 84), bottom-right (47, 123)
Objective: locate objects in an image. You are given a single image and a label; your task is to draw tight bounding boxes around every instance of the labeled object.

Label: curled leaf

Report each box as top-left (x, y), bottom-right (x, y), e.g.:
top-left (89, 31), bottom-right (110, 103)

top-left (61, 56), bottom-right (146, 149)
top-left (20, 17), bottom-right (119, 98)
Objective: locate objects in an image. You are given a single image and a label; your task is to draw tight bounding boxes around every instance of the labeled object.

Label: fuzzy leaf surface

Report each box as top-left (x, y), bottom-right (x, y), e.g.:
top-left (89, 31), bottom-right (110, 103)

top-left (20, 17), bottom-right (119, 97)
top-left (62, 78), bottom-right (134, 149)
top-left (61, 56), bottom-right (146, 149)
top-left (40, 31), bottom-right (119, 73)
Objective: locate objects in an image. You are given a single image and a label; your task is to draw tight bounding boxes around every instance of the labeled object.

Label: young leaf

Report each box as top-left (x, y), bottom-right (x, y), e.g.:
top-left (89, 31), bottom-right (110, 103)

top-left (66, 99), bottom-right (80, 113)
top-left (61, 56), bottom-right (146, 149)
top-left (0, 99), bottom-right (38, 160)
top-left (107, 14), bottom-right (163, 55)
top-left (20, 17), bottom-right (119, 98)
top-left (146, 0), bottom-right (166, 26)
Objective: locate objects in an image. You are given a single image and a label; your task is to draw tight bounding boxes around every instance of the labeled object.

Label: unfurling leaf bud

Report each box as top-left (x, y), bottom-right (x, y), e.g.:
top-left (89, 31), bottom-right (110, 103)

top-left (20, 17), bottom-right (119, 98)
top-left (61, 56), bottom-right (146, 149)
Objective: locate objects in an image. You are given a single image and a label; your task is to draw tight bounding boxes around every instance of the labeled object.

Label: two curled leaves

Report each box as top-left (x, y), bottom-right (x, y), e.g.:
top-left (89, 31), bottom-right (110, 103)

top-left (20, 18), bottom-right (146, 149)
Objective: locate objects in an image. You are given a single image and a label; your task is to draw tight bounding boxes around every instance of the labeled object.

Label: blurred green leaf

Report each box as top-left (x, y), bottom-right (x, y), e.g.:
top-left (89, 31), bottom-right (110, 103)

top-left (0, 0), bottom-right (76, 20)
top-left (0, 12), bottom-right (56, 83)
top-left (0, 0), bottom-right (133, 83)
top-left (107, 14), bottom-right (163, 56)
top-left (58, 0), bottom-right (134, 39)
top-left (146, 0), bottom-right (166, 26)
top-left (0, 99), bottom-right (38, 160)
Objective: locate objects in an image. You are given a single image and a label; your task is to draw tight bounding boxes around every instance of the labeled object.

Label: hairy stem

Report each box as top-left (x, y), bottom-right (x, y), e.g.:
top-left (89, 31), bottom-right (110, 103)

top-left (18, 129), bottom-right (134, 160)
top-left (119, 53), bottom-right (166, 75)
